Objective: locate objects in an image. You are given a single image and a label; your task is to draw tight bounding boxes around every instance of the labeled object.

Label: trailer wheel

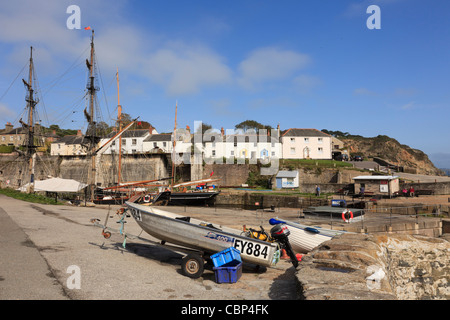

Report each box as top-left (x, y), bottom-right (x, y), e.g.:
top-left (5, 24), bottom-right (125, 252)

top-left (181, 254), bottom-right (204, 279)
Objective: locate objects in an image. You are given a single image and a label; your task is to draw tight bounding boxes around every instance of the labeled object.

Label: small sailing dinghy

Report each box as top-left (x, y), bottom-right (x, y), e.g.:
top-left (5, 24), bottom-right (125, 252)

top-left (269, 218), bottom-right (349, 253)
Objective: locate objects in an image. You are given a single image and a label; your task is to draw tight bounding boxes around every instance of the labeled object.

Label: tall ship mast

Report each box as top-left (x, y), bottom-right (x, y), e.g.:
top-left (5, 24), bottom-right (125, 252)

top-left (20, 46), bottom-right (40, 193)
top-left (83, 30), bottom-right (101, 201)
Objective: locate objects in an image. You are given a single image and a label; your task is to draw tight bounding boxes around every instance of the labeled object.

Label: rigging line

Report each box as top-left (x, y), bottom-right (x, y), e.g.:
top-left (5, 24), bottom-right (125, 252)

top-left (93, 52), bottom-right (112, 126)
top-left (40, 46), bottom-right (89, 95)
top-left (41, 61), bottom-right (86, 97)
top-left (0, 62), bottom-right (28, 103)
top-left (31, 63), bottom-right (51, 128)
top-left (50, 93), bottom-right (87, 125)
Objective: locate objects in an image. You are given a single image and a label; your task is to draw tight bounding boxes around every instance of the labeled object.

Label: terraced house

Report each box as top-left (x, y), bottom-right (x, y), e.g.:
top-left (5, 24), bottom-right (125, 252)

top-left (281, 128), bottom-right (332, 160)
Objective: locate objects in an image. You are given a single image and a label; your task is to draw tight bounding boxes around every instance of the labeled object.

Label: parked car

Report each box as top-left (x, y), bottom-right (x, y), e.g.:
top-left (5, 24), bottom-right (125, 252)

top-left (335, 154), bottom-right (349, 161)
top-left (353, 155), bottom-right (363, 161)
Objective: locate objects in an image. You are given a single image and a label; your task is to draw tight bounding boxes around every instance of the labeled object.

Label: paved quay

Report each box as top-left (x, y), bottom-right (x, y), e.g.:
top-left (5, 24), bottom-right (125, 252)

top-left (0, 194), bottom-right (299, 300)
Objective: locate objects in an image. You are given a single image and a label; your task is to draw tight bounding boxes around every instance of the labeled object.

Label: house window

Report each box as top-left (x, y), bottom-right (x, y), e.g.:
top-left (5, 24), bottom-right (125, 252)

top-left (271, 151), bottom-right (275, 156)
top-left (318, 147), bottom-right (323, 154)
top-left (112, 140), bottom-right (115, 146)
top-left (318, 138), bottom-right (323, 143)
top-left (163, 142), bottom-right (166, 147)
top-left (10, 136), bottom-right (13, 141)
top-left (271, 142), bottom-right (275, 147)
top-left (132, 139), bottom-right (137, 145)
top-left (304, 138), bottom-right (309, 143)
top-left (153, 142), bottom-right (157, 148)
top-left (234, 141), bottom-right (237, 147)
top-left (251, 151), bottom-right (256, 159)
top-left (122, 139), bottom-right (126, 145)
top-left (253, 142), bottom-right (257, 147)
top-left (230, 151), bottom-right (234, 156)
top-left (290, 147), bottom-right (295, 154)
top-left (290, 138), bottom-right (295, 142)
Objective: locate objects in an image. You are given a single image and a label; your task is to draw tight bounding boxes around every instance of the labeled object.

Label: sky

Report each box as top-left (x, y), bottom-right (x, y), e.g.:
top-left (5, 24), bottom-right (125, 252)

top-left (0, 0), bottom-right (449, 167)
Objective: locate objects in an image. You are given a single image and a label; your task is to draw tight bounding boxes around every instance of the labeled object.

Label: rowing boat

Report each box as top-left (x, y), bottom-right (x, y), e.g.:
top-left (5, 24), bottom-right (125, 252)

top-left (125, 201), bottom-right (281, 268)
top-left (269, 218), bottom-right (349, 253)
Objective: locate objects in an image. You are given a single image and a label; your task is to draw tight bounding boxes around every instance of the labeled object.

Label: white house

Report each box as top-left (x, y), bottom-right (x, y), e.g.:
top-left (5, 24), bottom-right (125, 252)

top-left (281, 128), bottom-right (332, 160)
top-left (100, 128), bottom-right (159, 155)
top-left (50, 131), bottom-right (86, 156)
top-left (197, 127), bottom-right (282, 163)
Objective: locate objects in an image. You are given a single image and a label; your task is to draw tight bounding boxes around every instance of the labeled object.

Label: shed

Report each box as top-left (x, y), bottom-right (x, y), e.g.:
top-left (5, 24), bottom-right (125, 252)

top-left (276, 170), bottom-right (299, 189)
top-left (352, 175), bottom-right (400, 197)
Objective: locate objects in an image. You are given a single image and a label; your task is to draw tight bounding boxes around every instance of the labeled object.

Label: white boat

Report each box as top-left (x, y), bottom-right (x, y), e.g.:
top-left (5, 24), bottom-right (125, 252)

top-left (269, 218), bottom-right (349, 253)
top-left (125, 201), bottom-right (282, 277)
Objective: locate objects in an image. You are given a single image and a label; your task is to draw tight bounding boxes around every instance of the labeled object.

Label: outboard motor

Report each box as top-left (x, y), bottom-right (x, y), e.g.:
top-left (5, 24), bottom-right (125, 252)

top-left (270, 224), bottom-right (298, 268)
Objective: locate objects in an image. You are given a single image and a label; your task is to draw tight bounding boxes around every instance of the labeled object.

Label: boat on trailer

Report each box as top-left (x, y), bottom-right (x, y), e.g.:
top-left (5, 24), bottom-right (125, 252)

top-left (269, 218), bottom-right (350, 253)
top-left (124, 201), bottom-right (284, 278)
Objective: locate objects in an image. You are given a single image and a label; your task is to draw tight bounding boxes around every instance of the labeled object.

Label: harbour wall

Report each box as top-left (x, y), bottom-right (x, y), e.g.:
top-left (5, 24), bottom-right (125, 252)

top-left (296, 233), bottom-right (450, 300)
top-left (0, 153), bottom-right (170, 188)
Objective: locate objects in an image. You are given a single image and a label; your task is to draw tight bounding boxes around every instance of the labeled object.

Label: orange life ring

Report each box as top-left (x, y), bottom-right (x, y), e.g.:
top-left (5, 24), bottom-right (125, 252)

top-left (143, 195), bottom-right (151, 203)
top-left (342, 209), bottom-right (353, 223)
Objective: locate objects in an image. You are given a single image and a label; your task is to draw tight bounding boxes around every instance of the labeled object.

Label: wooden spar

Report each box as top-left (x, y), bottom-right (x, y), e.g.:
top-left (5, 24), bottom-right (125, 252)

top-left (94, 120), bottom-right (135, 155)
top-left (116, 68), bottom-right (122, 186)
top-left (172, 178), bottom-right (221, 188)
top-left (25, 46), bottom-right (36, 192)
top-left (87, 29), bottom-right (96, 201)
top-left (103, 177), bottom-right (172, 190)
top-left (172, 101), bottom-right (177, 185)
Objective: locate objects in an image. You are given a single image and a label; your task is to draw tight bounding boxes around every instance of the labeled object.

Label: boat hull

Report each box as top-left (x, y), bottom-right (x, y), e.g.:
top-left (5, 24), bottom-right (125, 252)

top-left (270, 218), bottom-right (348, 253)
top-left (168, 191), bottom-right (219, 206)
top-left (126, 202), bottom-right (280, 267)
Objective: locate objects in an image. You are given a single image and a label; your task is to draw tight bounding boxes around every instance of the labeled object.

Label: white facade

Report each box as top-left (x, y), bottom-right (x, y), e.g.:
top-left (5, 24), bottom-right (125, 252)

top-left (281, 128), bottom-right (332, 160)
top-left (196, 129), bottom-right (282, 163)
top-left (50, 135), bottom-right (86, 156)
top-left (100, 129), bottom-right (157, 155)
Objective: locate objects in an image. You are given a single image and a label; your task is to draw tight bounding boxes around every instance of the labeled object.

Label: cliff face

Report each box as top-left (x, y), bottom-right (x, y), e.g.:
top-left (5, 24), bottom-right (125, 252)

top-left (341, 135), bottom-right (442, 176)
top-left (296, 233), bottom-right (450, 300)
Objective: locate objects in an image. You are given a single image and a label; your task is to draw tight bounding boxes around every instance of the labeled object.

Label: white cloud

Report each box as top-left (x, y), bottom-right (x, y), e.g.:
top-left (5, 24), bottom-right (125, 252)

top-left (141, 43), bottom-right (233, 96)
top-left (400, 101), bottom-right (415, 110)
top-left (0, 103), bottom-right (17, 122)
top-left (237, 47), bottom-right (311, 91)
top-left (292, 75), bottom-right (321, 94)
top-left (353, 87), bottom-right (377, 96)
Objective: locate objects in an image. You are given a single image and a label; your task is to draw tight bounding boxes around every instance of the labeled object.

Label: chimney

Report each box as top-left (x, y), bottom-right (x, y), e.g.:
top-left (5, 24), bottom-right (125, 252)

top-left (77, 129), bottom-right (82, 137)
top-left (221, 127), bottom-right (224, 136)
top-left (5, 122), bottom-right (13, 133)
top-left (149, 125), bottom-right (153, 134)
top-left (186, 125), bottom-right (190, 133)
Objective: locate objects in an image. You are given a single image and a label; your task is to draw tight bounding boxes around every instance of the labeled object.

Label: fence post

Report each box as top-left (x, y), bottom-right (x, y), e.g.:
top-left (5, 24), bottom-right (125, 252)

top-left (390, 207), bottom-right (392, 226)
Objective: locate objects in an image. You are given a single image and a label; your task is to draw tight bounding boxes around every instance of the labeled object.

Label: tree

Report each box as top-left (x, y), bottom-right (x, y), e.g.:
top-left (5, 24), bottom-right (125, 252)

top-left (235, 120), bottom-right (272, 133)
top-left (195, 122), bottom-right (213, 134)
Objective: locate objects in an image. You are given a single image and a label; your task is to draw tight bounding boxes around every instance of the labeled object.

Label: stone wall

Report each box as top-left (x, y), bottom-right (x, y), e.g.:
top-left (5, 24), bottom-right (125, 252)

top-left (0, 154), bottom-right (169, 188)
top-left (296, 233), bottom-right (449, 300)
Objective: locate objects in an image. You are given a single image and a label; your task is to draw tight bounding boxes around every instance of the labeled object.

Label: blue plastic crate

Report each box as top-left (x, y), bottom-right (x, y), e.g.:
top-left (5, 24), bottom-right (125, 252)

top-left (213, 261), bottom-right (242, 284)
top-left (210, 247), bottom-right (241, 268)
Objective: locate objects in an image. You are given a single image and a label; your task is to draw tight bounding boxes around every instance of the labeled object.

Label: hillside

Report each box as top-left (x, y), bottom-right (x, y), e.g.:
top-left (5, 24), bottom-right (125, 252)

top-left (339, 135), bottom-right (443, 176)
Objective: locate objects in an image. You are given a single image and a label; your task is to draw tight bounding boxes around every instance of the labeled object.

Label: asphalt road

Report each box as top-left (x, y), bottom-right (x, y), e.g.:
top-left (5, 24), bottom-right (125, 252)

top-left (0, 194), bottom-right (298, 301)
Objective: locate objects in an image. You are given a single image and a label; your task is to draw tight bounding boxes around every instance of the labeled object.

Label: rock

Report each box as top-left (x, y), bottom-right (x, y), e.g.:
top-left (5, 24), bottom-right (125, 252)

top-left (296, 233), bottom-right (450, 300)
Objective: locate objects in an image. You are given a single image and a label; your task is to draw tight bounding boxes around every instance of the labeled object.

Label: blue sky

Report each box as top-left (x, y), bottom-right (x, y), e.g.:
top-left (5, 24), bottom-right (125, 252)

top-left (0, 0), bottom-right (449, 167)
